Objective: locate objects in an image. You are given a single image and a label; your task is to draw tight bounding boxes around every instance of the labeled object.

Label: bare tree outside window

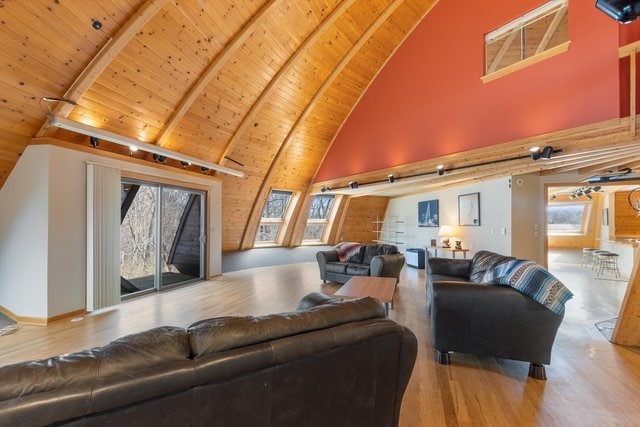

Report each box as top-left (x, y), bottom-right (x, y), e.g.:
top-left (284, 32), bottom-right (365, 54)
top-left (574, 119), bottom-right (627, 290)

top-left (303, 195), bottom-right (335, 241)
top-left (256, 190), bottom-right (293, 243)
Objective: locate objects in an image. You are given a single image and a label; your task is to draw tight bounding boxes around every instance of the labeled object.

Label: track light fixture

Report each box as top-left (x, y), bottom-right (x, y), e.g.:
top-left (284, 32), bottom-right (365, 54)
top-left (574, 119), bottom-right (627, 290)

top-left (436, 165), bottom-right (445, 176)
top-left (320, 186), bottom-right (330, 192)
top-left (349, 181), bottom-right (359, 189)
top-left (90, 136), bottom-right (100, 148)
top-left (152, 153), bottom-right (167, 163)
top-left (48, 115), bottom-right (244, 177)
top-left (530, 146), bottom-right (555, 160)
top-left (540, 146), bottom-right (554, 159)
top-left (387, 174), bottom-right (395, 183)
top-left (553, 185), bottom-right (604, 201)
top-left (181, 161), bottom-right (191, 169)
top-left (530, 146), bottom-right (541, 160)
top-left (201, 166), bottom-right (209, 173)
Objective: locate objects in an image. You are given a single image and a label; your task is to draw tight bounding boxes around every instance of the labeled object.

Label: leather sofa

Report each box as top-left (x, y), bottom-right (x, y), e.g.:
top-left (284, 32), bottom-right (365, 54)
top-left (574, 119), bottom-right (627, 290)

top-left (316, 243), bottom-right (405, 284)
top-left (426, 251), bottom-right (564, 380)
top-left (0, 293), bottom-right (417, 426)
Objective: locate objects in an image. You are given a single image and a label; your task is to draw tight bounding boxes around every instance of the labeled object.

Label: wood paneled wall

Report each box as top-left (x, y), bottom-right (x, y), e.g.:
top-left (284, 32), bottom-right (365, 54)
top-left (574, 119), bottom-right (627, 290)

top-left (336, 196), bottom-right (388, 244)
top-left (614, 191), bottom-right (640, 237)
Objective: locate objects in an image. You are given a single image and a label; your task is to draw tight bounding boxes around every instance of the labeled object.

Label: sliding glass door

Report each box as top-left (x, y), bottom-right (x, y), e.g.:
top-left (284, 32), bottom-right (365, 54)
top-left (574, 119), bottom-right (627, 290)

top-left (120, 180), bottom-right (205, 298)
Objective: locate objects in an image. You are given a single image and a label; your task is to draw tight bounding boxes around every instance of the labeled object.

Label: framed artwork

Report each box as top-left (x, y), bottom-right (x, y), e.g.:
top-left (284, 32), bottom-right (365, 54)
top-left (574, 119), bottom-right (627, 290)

top-left (458, 192), bottom-right (481, 226)
top-left (602, 208), bottom-right (609, 226)
top-left (418, 200), bottom-right (439, 227)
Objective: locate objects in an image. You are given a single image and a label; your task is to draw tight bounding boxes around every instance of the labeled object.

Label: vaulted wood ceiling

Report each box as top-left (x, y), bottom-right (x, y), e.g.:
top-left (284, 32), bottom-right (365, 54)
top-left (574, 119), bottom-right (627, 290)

top-left (0, 0), bottom-right (436, 250)
top-left (1, 0), bottom-right (638, 252)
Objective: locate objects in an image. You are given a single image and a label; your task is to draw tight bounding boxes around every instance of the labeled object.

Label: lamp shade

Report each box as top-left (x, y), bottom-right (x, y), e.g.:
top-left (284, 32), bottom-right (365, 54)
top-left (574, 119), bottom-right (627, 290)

top-left (438, 225), bottom-right (455, 237)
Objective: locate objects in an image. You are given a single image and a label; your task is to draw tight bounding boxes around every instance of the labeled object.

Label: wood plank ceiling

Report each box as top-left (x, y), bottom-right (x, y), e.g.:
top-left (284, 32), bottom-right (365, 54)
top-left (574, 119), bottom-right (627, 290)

top-left (1, 0), bottom-right (638, 252)
top-left (0, 0), bottom-right (436, 251)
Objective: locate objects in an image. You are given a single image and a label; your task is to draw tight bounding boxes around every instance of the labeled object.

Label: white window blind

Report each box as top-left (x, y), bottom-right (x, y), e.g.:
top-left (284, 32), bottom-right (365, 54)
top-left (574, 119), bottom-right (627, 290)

top-left (86, 163), bottom-right (121, 311)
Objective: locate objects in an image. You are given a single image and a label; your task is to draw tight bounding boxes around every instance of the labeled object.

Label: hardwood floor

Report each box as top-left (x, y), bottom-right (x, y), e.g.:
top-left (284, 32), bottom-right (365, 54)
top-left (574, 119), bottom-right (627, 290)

top-left (1, 252), bottom-right (640, 426)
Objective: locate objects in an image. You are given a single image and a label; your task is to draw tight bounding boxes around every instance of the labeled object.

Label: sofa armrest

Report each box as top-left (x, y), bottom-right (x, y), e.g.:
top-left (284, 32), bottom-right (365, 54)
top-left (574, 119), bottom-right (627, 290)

top-left (427, 257), bottom-right (471, 278)
top-left (296, 292), bottom-right (341, 311)
top-left (370, 254), bottom-right (405, 282)
top-left (431, 281), bottom-right (563, 365)
top-left (316, 250), bottom-right (338, 280)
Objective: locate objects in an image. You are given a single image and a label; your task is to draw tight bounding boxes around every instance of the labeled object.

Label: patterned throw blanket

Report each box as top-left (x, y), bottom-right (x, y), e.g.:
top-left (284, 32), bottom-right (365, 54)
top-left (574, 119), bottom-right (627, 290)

top-left (478, 251), bottom-right (573, 315)
top-left (333, 242), bottom-right (362, 262)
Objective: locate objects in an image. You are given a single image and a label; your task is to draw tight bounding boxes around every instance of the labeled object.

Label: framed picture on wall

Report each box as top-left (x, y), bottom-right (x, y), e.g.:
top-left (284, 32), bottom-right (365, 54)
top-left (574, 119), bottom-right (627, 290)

top-left (418, 199), bottom-right (439, 227)
top-left (602, 208), bottom-right (609, 226)
top-left (458, 192), bottom-right (480, 226)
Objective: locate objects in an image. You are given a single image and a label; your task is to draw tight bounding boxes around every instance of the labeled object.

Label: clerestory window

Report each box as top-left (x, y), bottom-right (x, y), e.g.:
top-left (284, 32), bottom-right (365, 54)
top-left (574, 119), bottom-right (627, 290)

top-left (256, 190), bottom-right (294, 244)
top-left (302, 195), bottom-right (336, 242)
top-left (483, 0), bottom-right (569, 83)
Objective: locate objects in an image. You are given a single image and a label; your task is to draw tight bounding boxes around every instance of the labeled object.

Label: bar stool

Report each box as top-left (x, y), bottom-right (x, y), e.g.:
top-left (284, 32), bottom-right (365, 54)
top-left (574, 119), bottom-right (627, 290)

top-left (591, 250), bottom-right (610, 273)
top-left (595, 252), bottom-right (621, 279)
top-left (581, 248), bottom-right (597, 268)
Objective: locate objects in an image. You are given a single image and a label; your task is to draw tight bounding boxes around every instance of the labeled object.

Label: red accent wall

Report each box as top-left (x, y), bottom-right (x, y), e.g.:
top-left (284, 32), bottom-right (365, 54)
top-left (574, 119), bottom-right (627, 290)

top-left (315, 0), bottom-right (621, 182)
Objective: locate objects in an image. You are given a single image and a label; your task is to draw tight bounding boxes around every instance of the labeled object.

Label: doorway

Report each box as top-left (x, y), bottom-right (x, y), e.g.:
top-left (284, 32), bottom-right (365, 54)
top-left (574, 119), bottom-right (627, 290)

top-left (120, 179), bottom-right (206, 298)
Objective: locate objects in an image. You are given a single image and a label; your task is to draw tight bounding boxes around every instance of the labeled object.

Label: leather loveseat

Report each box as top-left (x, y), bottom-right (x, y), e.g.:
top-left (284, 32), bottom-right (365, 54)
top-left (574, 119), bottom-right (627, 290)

top-left (316, 243), bottom-right (405, 284)
top-left (0, 293), bottom-right (417, 426)
top-left (426, 251), bottom-right (565, 380)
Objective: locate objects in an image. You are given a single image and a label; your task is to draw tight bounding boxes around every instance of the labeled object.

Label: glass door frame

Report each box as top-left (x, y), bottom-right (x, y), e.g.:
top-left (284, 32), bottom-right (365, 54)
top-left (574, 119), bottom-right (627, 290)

top-left (121, 178), bottom-right (207, 300)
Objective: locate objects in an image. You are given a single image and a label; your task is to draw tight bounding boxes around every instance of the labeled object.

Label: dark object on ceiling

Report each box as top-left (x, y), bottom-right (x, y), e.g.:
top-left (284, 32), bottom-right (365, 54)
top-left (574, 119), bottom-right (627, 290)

top-left (583, 168), bottom-right (640, 183)
top-left (595, 0), bottom-right (640, 24)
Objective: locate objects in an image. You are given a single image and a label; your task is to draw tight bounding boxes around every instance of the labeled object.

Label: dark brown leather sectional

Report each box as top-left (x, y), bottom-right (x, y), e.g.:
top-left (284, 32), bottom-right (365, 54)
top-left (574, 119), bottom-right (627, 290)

top-left (0, 293), bottom-right (417, 426)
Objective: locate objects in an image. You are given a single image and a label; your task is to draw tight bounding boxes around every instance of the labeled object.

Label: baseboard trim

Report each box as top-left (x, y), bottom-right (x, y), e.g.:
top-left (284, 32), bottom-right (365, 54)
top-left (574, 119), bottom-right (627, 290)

top-left (0, 306), bottom-right (86, 326)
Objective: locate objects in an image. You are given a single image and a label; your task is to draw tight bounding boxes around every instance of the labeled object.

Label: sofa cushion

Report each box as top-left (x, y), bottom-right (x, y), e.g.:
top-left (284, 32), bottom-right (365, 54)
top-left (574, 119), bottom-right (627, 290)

top-left (325, 262), bottom-right (347, 274)
top-left (187, 296), bottom-right (386, 357)
top-left (362, 244), bottom-right (398, 265)
top-left (498, 259), bottom-right (574, 314)
top-left (430, 274), bottom-right (472, 284)
top-left (333, 242), bottom-right (362, 262)
top-left (469, 250), bottom-right (516, 282)
top-left (346, 263), bottom-right (370, 276)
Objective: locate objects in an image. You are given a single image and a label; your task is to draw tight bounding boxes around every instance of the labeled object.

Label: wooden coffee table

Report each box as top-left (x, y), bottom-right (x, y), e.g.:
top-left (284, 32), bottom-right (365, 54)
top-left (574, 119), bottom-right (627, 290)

top-left (334, 276), bottom-right (397, 316)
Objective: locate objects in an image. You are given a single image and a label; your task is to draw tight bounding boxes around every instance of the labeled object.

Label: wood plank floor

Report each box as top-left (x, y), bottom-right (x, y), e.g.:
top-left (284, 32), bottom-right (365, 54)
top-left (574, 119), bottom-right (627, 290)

top-left (1, 251), bottom-right (640, 426)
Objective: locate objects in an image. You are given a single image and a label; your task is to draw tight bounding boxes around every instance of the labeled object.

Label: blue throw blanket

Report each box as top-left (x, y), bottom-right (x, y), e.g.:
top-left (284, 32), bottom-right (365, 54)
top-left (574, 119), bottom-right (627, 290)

top-left (483, 258), bottom-right (573, 315)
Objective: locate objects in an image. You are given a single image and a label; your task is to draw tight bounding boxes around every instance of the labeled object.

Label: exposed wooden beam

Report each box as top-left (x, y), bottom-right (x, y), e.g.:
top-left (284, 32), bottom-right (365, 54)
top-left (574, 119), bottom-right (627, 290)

top-left (536, 6), bottom-right (567, 55)
top-left (35, 0), bottom-right (169, 138)
top-left (612, 247), bottom-right (640, 345)
top-left (631, 51), bottom-right (636, 137)
top-left (540, 146), bottom-right (640, 175)
top-left (578, 150), bottom-right (640, 174)
top-left (240, 0), bottom-right (404, 249)
top-left (154, 0), bottom-right (281, 147)
top-left (488, 31), bottom-right (518, 74)
top-left (217, 0), bottom-right (356, 167)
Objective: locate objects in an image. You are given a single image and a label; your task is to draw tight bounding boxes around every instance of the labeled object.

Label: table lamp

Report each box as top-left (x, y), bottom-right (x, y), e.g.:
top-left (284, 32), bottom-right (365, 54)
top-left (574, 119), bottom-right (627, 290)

top-left (438, 225), bottom-right (454, 248)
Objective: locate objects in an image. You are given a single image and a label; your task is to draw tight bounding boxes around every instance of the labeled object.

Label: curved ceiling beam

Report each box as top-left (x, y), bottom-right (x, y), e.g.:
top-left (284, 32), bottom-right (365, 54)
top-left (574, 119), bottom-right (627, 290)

top-left (240, 0), bottom-right (404, 248)
top-left (216, 0), bottom-right (356, 166)
top-left (35, 0), bottom-right (169, 138)
top-left (155, 0), bottom-right (281, 148)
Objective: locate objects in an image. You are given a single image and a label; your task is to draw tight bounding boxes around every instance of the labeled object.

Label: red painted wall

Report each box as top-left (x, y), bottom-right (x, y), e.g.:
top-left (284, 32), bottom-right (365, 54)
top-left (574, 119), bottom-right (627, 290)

top-left (315, 0), bottom-right (621, 182)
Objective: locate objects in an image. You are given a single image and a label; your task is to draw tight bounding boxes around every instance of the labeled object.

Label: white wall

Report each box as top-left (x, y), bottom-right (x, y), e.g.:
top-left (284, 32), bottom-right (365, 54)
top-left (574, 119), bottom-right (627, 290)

top-left (0, 147), bottom-right (50, 317)
top-left (385, 177), bottom-right (512, 256)
top-left (0, 144), bottom-right (223, 319)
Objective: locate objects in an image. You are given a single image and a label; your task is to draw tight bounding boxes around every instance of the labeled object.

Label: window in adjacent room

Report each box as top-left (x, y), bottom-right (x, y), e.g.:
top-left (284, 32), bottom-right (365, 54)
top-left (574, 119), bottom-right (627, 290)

top-left (483, 0), bottom-right (569, 83)
top-left (256, 190), bottom-right (294, 244)
top-left (547, 201), bottom-right (592, 235)
top-left (302, 195), bottom-right (336, 242)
